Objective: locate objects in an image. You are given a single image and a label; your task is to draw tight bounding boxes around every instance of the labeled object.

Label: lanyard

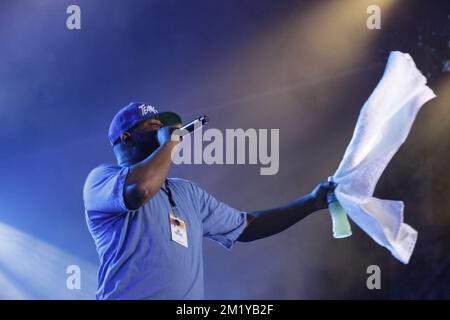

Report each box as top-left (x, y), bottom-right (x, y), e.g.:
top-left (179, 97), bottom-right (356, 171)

top-left (161, 179), bottom-right (176, 208)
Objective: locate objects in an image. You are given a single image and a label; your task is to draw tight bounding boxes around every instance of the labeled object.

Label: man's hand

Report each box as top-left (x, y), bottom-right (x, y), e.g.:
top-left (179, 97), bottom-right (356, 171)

top-left (124, 123), bottom-right (183, 210)
top-left (308, 181), bottom-right (337, 211)
top-left (157, 124), bottom-right (182, 146)
top-left (238, 181), bottom-right (338, 242)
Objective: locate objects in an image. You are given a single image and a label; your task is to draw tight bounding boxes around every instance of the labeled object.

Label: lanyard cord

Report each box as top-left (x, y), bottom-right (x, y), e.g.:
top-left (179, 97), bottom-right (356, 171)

top-left (161, 179), bottom-right (176, 208)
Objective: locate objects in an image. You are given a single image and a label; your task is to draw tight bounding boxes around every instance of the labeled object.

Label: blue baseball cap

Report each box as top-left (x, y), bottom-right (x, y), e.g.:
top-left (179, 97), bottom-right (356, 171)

top-left (108, 102), bottom-right (182, 146)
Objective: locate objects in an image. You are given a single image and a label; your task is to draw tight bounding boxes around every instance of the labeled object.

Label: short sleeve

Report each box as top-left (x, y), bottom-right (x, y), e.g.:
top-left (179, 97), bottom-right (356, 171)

top-left (190, 181), bottom-right (247, 250)
top-left (83, 164), bottom-right (131, 214)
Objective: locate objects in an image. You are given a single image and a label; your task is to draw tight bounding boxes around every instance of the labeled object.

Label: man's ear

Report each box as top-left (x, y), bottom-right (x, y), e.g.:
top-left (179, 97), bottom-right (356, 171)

top-left (120, 131), bottom-right (132, 144)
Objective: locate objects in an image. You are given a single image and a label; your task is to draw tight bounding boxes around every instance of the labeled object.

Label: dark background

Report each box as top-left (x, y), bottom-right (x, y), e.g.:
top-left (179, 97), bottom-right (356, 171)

top-left (0, 0), bottom-right (448, 299)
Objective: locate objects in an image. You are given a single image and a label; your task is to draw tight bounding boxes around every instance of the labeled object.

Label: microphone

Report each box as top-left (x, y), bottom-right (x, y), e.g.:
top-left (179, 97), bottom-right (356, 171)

top-left (179, 115), bottom-right (209, 135)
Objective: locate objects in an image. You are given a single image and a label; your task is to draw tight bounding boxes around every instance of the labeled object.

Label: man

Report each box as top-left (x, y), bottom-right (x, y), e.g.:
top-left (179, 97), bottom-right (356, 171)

top-left (83, 102), bottom-right (336, 300)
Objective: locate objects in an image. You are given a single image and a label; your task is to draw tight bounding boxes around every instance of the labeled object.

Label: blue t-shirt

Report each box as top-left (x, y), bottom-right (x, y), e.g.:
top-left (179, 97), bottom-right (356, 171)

top-left (83, 164), bottom-right (247, 300)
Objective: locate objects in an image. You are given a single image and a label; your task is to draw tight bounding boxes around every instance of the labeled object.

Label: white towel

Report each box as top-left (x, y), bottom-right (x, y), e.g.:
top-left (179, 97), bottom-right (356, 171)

top-left (333, 51), bottom-right (436, 264)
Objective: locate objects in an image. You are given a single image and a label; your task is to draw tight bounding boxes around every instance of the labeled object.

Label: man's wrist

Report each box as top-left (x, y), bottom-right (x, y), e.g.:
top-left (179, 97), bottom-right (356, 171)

top-left (304, 193), bottom-right (322, 212)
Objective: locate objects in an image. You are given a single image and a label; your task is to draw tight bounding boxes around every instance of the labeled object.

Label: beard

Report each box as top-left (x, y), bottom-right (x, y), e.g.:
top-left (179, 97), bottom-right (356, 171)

top-left (134, 129), bottom-right (160, 158)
